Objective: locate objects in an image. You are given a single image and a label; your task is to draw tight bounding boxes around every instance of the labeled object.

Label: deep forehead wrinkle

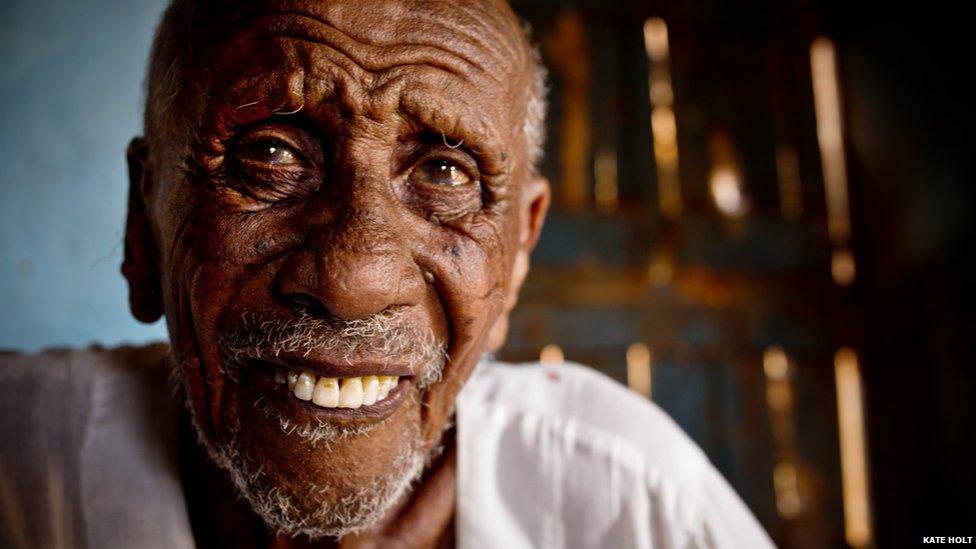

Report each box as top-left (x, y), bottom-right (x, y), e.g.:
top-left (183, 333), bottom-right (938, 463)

top-left (286, 0), bottom-right (527, 69)
top-left (236, 12), bottom-right (473, 82)
top-left (225, 2), bottom-right (524, 85)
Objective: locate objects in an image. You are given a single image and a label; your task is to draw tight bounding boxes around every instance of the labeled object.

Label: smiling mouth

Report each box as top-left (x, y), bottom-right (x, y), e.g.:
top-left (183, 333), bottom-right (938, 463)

top-left (277, 368), bottom-right (402, 409)
top-left (248, 358), bottom-right (413, 420)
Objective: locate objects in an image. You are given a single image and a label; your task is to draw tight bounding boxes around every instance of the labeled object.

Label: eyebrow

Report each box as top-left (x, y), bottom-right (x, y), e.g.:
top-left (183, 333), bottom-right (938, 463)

top-left (397, 89), bottom-right (507, 160)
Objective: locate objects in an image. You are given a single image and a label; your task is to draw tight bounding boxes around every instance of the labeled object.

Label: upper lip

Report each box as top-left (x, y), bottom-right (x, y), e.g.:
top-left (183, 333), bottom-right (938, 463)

top-left (250, 352), bottom-right (415, 379)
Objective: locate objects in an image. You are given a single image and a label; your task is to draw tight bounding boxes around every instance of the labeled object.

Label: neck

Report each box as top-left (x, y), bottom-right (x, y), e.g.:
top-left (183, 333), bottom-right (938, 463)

top-left (178, 411), bottom-right (456, 549)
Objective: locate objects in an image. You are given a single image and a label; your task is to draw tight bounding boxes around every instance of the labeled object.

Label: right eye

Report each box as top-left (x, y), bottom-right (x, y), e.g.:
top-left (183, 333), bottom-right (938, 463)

top-left (237, 139), bottom-right (302, 167)
top-left (228, 126), bottom-right (324, 203)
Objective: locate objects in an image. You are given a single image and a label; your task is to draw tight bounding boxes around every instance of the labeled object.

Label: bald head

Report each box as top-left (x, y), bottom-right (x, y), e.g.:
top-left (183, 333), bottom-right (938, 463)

top-left (144, 0), bottom-right (547, 169)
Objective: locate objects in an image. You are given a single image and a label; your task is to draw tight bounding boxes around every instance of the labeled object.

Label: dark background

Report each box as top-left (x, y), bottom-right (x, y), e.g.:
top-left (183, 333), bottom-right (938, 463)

top-left (502, 1), bottom-right (975, 547)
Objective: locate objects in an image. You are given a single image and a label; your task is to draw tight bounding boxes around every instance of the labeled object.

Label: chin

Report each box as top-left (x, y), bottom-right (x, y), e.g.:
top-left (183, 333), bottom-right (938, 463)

top-left (181, 363), bottom-right (434, 539)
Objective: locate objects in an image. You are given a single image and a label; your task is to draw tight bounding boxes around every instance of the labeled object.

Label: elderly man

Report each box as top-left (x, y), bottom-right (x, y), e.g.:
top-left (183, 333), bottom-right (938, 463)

top-left (0, 0), bottom-right (773, 547)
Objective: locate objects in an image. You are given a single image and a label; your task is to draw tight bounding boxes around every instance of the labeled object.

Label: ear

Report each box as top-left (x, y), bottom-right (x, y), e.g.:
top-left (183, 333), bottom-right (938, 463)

top-left (122, 137), bottom-right (164, 323)
top-left (486, 175), bottom-right (550, 352)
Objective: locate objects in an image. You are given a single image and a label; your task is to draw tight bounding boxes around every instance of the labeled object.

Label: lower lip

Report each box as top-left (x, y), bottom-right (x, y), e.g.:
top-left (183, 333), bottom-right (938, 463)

top-left (246, 363), bottom-right (413, 427)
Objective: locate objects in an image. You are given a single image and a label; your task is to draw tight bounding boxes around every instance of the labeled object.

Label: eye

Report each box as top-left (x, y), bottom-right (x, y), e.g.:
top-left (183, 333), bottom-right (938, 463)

top-left (403, 154), bottom-right (482, 222)
top-left (226, 126), bottom-right (324, 205)
top-left (414, 159), bottom-right (474, 187)
top-left (238, 139), bottom-right (302, 167)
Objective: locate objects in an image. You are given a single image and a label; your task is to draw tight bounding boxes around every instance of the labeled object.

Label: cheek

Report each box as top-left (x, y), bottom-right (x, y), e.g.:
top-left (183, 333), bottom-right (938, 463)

top-left (172, 199), bottom-right (302, 322)
top-left (172, 217), bottom-right (261, 334)
top-left (446, 241), bottom-right (495, 311)
top-left (412, 214), bottom-right (516, 444)
top-left (423, 213), bottom-right (517, 351)
top-left (164, 197), bottom-right (297, 434)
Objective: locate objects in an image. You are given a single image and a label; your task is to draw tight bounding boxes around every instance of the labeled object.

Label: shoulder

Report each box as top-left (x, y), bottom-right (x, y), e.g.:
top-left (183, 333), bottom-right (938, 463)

top-left (0, 342), bottom-right (174, 442)
top-left (0, 343), bottom-right (191, 548)
top-left (0, 342), bottom-right (171, 381)
top-left (0, 342), bottom-right (174, 450)
top-left (461, 360), bottom-right (711, 480)
top-left (0, 342), bottom-right (173, 418)
top-left (457, 360), bottom-right (774, 548)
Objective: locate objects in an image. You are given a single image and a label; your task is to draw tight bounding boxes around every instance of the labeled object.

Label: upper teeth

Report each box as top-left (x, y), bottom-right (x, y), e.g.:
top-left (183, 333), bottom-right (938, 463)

top-left (275, 368), bottom-right (399, 409)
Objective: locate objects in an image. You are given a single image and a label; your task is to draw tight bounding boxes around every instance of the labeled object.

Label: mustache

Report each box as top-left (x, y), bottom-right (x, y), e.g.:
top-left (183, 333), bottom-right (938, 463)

top-left (219, 307), bottom-right (447, 388)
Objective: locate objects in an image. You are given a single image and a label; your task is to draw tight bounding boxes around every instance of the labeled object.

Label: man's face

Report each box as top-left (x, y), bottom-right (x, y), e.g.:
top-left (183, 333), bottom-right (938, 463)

top-left (124, 0), bottom-right (548, 538)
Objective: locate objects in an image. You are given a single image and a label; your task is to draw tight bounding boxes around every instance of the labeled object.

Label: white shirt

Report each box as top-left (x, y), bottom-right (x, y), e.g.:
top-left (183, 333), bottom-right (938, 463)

top-left (0, 346), bottom-right (772, 548)
top-left (457, 361), bottom-right (773, 549)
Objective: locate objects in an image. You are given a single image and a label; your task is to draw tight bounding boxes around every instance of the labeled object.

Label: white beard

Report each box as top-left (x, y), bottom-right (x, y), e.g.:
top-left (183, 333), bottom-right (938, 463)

top-left (174, 307), bottom-right (449, 538)
top-left (177, 373), bottom-right (430, 539)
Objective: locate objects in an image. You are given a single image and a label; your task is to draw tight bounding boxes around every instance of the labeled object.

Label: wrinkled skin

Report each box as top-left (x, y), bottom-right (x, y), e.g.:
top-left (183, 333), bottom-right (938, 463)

top-left (122, 0), bottom-right (548, 546)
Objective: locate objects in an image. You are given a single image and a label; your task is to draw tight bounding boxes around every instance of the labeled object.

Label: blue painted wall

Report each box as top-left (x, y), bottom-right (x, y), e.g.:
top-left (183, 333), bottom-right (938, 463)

top-left (0, 1), bottom-right (170, 351)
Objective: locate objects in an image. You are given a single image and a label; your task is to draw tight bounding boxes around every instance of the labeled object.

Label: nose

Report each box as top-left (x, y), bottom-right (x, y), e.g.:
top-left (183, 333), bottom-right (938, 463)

top-left (276, 208), bottom-right (426, 320)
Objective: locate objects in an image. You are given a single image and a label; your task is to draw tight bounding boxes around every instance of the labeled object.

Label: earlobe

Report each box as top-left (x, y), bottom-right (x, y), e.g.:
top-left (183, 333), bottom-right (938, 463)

top-left (122, 137), bottom-right (164, 323)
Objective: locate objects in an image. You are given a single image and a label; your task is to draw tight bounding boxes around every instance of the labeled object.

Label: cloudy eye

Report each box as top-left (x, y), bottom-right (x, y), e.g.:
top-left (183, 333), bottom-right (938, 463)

top-left (227, 127), bottom-right (324, 204)
top-left (239, 139), bottom-right (301, 167)
top-left (415, 159), bottom-right (473, 187)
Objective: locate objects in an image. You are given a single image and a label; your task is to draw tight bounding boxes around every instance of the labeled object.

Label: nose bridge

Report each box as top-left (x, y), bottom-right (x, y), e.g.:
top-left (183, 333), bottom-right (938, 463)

top-left (325, 195), bottom-right (400, 255)
top-left (321, 131), bottom-right (405, 262)
top-left (327, 132), bottom-right (397, 241)
top-left (278, 166), bottom-right (423, 320)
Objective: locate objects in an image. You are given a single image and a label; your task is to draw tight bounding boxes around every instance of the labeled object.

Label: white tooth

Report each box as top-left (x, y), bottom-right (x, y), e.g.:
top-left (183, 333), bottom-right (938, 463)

top-left (274, 368), bottom-right (287, 385)
top-left (338, 377), bottom-right (364, 408)
top-left (361, 376), bottom-right (380, 406)
top-left (293, 370), bottom-right (315, 401)
top-left (312, 377), bottom-right (340, 408)
top-left (377, 376), bottom-right (395, 400)
top-left (287, 370), bottom-right (299, 391)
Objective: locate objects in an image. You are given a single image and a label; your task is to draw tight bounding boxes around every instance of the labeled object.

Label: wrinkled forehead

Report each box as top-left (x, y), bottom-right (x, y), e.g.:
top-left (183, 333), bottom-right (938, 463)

top-left (181, 0), bottom-right (532, 151)
top-left (217, 0), bottom-right (528, 71)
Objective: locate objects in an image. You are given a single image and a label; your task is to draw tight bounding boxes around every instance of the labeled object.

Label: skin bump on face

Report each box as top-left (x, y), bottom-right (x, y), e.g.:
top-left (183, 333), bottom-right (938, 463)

top-left (122, 0), bottom-right (550, 540)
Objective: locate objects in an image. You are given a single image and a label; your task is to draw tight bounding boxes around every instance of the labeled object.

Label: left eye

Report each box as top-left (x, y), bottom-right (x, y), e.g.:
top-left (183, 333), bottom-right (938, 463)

top-left (415, 159), bottom-right (473, 187)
